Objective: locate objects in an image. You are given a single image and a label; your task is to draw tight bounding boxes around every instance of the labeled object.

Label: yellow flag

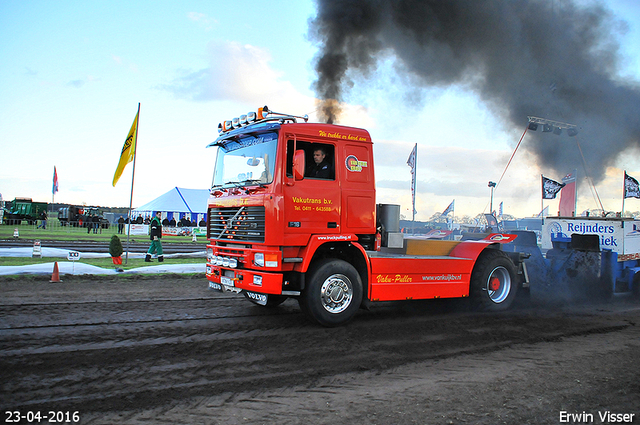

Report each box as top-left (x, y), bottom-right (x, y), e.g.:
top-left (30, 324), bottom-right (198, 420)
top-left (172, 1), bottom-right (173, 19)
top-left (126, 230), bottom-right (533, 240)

top-left (112, 110), bottom-right (138, 187)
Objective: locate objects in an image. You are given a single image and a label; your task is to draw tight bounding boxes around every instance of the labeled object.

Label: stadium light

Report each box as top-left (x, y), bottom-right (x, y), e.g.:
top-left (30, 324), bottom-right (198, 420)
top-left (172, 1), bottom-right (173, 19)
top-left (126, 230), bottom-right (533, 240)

top-left (527, 116), bottom-right (578, 136)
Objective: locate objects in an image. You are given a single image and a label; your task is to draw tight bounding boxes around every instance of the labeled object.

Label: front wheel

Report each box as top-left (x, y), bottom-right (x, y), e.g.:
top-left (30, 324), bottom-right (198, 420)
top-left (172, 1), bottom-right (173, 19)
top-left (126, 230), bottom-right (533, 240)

top-left (470, 250), bottom-right (518, 311)
top-left (299, 258), bottom-right (363, 327)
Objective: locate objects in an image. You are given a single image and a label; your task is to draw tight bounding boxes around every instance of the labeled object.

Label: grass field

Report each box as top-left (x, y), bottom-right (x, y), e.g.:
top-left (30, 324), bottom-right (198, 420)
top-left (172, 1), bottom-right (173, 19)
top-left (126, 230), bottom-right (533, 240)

top-left (0, 256), bottom-right (204, 269)
top-left (0, 222), bottom-right (207, 271)
top-left (0, 222), bottom-right (208, 244)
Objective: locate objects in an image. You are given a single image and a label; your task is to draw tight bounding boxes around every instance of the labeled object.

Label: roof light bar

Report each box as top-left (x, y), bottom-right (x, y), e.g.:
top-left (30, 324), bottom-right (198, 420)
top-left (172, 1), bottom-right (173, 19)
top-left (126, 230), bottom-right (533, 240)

top-left (217, 105), bottom-right (309, 135)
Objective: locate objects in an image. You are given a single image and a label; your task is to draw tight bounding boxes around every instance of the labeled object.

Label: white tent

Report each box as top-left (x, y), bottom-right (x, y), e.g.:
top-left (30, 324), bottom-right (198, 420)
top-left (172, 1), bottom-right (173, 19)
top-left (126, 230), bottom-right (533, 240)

top-left (132, 187), bottom-right (209, 224)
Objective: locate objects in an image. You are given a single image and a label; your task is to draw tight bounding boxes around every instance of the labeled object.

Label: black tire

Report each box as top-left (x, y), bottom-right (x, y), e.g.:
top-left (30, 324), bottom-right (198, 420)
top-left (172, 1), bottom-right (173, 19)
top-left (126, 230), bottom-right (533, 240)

top-left (243, 292), bottom-right (288, 308)
top-left (632, 274), bottom-right (640, 299)
top-left (470, 250), bottom-right (518, 311)
top-left (299, 258), bottom-right (363, 327)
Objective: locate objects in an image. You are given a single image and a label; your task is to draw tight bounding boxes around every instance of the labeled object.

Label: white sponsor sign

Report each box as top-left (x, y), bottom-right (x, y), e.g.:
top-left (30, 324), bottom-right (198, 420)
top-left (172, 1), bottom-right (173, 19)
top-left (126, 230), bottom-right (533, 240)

top-left (542, 218), bottom-right (640, 261)
top-left (67, 250), bottom-right (81, 261)
top-left (162, 226), bottom-right (192, 236)
top-left (125, 224), bottom-right (149, 235)
top-left (32, 240), bottom-right (42, 258)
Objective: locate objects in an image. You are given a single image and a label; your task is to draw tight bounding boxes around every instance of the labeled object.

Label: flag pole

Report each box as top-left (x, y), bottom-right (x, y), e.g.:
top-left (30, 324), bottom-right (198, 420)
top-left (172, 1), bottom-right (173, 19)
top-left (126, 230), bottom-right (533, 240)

top-left (573, 169), bottom-right (578, 217)
top-left (125, 103), bottom-right (140, 265)
top-left (407, 143), bottom-right (417, 234)
top-left (412, 145), bottom-right (416, 233)
top-left (51, 166), bottom-right (57, 216)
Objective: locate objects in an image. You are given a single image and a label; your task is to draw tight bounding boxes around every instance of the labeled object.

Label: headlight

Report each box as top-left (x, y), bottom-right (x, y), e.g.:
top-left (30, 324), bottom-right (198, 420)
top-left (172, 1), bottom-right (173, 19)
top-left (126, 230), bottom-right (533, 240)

top-left (254, 253), bottom-right (264, 267)
top-left (229, 258), bottom-right (238, 268)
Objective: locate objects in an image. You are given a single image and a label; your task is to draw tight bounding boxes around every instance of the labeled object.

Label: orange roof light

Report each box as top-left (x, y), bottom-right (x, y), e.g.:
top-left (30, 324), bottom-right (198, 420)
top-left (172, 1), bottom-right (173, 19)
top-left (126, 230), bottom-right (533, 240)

top-left (257, 105), bottom-right (270, 120)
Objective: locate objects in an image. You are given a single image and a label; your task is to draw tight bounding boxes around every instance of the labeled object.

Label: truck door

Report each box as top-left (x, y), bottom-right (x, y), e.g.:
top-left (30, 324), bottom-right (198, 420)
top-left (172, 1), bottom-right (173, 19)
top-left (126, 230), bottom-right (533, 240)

top-left (341, 143), bottom-right (375, 234)
top-left (284, 139), bottom-right (340, 236)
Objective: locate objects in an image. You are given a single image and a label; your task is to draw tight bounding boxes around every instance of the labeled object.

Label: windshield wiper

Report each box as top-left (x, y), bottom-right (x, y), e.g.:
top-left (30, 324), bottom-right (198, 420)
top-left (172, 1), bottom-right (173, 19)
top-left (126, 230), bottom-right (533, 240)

top-left (215, 179), bottom-right (267, 191)
top-left (216, 181), bottom-right (243, 189)
top-left (239, 179), bottom-right (267, 188)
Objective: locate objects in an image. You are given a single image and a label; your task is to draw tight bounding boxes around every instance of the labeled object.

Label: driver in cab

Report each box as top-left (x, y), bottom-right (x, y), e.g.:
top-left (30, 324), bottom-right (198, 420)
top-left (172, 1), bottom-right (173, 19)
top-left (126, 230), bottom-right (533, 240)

top-left (306, 147), bottom-right (333, 179)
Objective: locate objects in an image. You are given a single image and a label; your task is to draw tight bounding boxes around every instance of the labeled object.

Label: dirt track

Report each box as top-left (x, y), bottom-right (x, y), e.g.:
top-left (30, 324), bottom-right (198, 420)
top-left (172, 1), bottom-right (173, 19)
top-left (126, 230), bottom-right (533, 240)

top-left (1, 275), bottom-right (639, 424)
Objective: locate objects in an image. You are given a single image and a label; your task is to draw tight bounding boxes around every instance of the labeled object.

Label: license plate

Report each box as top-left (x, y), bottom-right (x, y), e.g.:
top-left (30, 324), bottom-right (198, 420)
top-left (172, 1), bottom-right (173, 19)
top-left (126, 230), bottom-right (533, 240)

top-left (208, 281), bottom-right (222, 291)
top-left (221, 276), bottom-right (234, 286)
top-left (245, 291), bottom-right (268, 305)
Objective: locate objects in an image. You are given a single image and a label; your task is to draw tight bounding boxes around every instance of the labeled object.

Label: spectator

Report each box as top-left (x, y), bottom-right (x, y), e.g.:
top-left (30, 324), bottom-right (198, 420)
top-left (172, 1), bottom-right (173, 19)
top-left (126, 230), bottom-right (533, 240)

top-left (145, 211), bottom-right (163, 263)
top-left (92, 215), bottom-right (100, 234)
top-left (37, 211), bottom-right (47, 229)
top-left (117, 216), bottom-right (125, 234)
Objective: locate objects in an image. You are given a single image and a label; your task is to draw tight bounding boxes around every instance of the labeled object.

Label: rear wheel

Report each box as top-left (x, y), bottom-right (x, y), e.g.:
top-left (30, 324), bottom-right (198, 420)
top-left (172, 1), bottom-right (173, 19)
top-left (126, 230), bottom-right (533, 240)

top-left (299, 258), bottom-right (363, 327)
top-left (470, 250), bottom-right (518, 311)
top-left (632, 274), bottom-right (640, 299)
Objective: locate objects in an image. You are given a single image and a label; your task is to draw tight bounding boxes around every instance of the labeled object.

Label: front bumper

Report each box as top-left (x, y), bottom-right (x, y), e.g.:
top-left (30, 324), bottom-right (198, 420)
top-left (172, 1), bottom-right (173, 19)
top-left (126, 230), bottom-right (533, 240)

top-left (206, 263), bottom-right (284, 295)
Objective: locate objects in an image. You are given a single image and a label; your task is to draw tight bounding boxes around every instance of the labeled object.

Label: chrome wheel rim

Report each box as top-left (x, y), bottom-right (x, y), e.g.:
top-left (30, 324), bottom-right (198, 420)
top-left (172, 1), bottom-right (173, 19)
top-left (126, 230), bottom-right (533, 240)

top-left (487, 266), bottom-right (511, 304)
top-left (320, 273), bottom-right (353, 314)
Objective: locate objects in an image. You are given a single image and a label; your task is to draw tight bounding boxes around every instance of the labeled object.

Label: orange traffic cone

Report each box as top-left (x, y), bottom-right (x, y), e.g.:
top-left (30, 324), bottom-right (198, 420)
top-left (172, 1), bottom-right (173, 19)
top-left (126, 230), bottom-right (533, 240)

top-left (50, 262), bottom-right (62, 283)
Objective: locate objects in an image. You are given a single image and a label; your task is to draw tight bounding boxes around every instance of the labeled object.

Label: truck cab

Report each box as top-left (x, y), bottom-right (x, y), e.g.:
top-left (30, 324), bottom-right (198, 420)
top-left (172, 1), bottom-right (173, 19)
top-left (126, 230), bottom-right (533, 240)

top-left (206, 106), bottom-right (524, 326)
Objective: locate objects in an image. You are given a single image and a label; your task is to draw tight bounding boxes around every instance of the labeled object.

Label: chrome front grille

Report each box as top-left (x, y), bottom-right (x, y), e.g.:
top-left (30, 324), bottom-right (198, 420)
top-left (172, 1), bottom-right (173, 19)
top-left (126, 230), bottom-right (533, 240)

top-left (208, 206), bottom-right (266, 242)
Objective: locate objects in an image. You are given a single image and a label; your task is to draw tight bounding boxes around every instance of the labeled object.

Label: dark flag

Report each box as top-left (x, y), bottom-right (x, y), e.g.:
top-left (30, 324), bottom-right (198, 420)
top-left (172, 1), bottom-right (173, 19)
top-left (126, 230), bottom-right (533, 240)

top-left (441, 200), bottom-right (454, 216)
top-left (624, 172), bottom-right (640, 199)
top-left (542, 176), bottom-right (565, 199)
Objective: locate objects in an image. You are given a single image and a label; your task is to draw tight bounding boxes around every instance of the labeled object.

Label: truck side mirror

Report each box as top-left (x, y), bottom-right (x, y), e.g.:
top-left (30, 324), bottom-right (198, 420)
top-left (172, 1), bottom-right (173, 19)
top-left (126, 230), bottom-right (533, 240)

top-left (293, 149), bottom-right (305, 180)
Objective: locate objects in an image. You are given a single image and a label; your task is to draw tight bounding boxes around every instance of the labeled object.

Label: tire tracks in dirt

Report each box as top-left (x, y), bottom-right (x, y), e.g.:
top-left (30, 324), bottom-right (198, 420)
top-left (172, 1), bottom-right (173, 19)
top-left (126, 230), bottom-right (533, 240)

top-left (1, 277), bottom-right (639, 424)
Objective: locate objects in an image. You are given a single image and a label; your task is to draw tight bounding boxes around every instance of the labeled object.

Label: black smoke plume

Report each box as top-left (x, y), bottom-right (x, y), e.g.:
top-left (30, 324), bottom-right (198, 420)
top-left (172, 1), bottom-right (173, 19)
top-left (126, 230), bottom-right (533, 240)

top-left (309, 0), bottom-right (640, 181)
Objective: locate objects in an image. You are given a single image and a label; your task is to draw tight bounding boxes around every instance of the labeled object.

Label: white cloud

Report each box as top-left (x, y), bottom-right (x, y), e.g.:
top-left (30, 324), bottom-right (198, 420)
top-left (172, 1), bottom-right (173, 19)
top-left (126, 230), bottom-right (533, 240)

top-left (187, 12), bottom-right (217, 31)
top-left (163, 41), bottom-right (313, 109)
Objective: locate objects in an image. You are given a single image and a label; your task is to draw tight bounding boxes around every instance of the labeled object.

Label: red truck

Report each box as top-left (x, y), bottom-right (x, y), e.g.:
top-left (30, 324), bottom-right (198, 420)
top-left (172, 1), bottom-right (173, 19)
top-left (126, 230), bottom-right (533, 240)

top-left (205, 106), bottom-right (526, 326)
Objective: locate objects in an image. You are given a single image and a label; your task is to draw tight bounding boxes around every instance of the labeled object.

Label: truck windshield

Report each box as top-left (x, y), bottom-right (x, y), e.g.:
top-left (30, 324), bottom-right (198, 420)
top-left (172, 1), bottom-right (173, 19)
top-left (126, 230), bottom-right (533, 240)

top-left (212, 132), bottom-right (278, 188)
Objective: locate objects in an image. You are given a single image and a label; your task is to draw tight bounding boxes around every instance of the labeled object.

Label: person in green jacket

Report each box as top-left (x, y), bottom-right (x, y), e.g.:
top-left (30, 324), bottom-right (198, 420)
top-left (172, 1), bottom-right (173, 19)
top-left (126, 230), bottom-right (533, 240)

top-left (145, 211), bottom-right (164, 262)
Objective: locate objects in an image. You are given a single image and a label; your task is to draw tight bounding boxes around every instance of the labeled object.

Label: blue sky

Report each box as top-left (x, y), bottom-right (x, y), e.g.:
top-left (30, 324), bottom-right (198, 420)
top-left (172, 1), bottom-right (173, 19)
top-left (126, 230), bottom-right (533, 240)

top-left (1, 0), bottom-right (639, 220)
